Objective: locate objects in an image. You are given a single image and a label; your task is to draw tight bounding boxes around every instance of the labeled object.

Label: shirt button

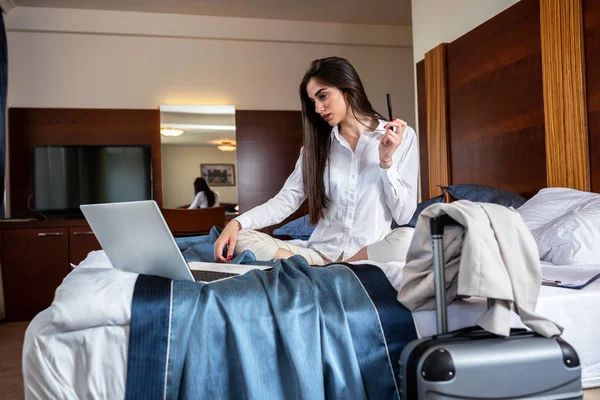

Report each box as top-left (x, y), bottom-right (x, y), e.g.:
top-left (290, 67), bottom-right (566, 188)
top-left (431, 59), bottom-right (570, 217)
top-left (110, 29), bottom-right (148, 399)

top-left (351, 175), bottom-right (356, 179)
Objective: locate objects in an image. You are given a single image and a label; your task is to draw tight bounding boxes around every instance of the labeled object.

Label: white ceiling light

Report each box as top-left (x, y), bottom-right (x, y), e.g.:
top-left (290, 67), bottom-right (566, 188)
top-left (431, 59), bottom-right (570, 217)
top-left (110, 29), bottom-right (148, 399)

top-left (159, 105), bottom-right (235, 115)
top-left (160, 127), bottom-right (184, 137)
top-left (217, 141), bottom-right (236, 152)
top-left (164, 123), bottom-right (236, 131)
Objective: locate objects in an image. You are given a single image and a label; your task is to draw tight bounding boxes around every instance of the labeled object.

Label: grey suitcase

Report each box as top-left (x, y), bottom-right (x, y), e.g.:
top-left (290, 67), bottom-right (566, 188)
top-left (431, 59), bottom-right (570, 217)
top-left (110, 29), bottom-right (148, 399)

top-left (398, 214), bottom-right (583, 399)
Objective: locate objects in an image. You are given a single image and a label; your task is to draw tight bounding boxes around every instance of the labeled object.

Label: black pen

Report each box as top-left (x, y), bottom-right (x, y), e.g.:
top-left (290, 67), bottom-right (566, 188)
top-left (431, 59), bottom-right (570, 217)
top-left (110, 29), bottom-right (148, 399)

top-left (386, 93), bottom-right (396, 133)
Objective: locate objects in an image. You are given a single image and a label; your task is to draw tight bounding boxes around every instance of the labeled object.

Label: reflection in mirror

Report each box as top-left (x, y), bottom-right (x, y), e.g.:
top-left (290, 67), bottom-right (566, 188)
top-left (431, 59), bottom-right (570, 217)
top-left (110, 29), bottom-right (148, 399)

top-left (160, 105), bottom-right (238, 214)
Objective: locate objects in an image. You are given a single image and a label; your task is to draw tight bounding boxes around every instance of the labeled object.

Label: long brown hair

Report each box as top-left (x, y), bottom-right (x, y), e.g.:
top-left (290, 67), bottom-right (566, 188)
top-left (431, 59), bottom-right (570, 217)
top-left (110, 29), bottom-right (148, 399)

top-left (299, 56), bottom-right (385, 224)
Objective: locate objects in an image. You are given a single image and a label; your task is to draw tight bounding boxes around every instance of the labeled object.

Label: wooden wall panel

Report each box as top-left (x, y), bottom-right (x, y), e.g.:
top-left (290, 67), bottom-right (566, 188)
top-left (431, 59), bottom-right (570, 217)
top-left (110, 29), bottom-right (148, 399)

top-left (584, 0), bottom-right (600, 192)
top-left (541, 0), bottom-right (590, 191)
top-left (424, 44), bottom-right (450, 198)
top-left (446, 0), bottom-right (547, 198)
top-left (8, 108), bottom-right (162, 218)
top-left (416, 60), bottom-right (430, 200)
top-left (235, 110), bottom-right (304, 234)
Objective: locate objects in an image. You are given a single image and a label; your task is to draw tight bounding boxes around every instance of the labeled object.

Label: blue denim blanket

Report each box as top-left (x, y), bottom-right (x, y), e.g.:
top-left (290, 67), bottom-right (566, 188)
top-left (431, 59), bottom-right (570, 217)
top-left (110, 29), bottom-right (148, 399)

top-left (125, 256), bottom-right (417, 400)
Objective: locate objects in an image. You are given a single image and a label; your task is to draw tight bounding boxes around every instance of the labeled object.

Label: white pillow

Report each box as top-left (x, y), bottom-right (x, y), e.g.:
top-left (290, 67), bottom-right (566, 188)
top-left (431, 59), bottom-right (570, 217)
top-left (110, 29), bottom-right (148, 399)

top-left (527, 192), bottom-right (600, 265)
top-left (517, 187), bottom-right (599, 230)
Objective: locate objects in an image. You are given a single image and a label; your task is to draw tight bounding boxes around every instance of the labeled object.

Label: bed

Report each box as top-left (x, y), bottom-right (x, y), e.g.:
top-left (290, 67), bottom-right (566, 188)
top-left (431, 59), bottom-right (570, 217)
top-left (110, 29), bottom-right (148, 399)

top-left (23, 252), bottom-right (417, 399)
top-left (410, 0), bottom-right (600, 395)
top-left (22, 248), bottom-right (600, 399)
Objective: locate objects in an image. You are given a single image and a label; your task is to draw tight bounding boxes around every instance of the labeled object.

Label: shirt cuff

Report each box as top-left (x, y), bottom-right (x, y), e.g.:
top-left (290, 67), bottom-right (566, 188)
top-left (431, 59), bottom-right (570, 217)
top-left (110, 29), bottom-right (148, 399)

top-left (381, 163), bottom-right (400, 185)
top-left (233, 214), bottom-right (253, 230)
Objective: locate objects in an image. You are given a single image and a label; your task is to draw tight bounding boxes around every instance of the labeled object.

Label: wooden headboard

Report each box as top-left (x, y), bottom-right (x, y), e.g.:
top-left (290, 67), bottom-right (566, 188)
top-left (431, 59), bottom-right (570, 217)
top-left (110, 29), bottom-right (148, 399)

top-left (418, 0), bottom-right (600, 199)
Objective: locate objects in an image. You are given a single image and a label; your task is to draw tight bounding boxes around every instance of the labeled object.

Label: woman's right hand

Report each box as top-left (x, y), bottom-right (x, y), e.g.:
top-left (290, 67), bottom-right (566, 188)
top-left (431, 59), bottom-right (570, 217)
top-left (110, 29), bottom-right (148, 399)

top-left (214, 220), bottom-right (242, 262)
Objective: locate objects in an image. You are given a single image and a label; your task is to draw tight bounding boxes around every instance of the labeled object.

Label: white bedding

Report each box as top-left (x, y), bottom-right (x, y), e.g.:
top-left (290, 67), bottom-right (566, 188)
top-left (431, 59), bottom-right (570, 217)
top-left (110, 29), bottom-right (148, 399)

top-left (22, 253), bottom-right (600, 399)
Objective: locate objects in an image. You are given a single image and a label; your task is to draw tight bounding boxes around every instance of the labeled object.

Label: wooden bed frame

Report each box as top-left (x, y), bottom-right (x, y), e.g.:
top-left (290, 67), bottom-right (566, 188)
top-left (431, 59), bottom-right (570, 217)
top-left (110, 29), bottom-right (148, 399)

top-left (417, 0), bottom-right (600, 200)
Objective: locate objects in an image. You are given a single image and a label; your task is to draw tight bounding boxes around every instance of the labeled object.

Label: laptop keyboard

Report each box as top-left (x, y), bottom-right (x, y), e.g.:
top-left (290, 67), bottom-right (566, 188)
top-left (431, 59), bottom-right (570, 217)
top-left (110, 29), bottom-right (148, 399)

top-left (191, 269), bottom-right (239, 282)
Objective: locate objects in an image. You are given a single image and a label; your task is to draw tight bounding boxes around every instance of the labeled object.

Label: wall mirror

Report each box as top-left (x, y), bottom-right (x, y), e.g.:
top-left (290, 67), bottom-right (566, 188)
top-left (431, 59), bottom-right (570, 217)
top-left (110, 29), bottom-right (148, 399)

top-left (160, 105), bottom-right (238, 212)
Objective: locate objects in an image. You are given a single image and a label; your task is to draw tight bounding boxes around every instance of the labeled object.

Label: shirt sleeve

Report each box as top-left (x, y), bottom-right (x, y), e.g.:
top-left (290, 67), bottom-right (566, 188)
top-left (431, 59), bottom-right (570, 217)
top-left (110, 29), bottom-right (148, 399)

top-left (234, 150), bottom-right (307, 230)
top-left (380, 126), bottom-right (419, 225)
top-left (188, 192), bottom-right (202, 209)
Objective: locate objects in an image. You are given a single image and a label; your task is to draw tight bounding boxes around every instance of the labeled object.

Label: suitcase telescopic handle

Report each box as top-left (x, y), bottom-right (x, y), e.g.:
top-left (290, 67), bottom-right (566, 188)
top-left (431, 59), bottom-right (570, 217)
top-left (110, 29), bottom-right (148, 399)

top-left (430, 215), bottom-right (460, 335)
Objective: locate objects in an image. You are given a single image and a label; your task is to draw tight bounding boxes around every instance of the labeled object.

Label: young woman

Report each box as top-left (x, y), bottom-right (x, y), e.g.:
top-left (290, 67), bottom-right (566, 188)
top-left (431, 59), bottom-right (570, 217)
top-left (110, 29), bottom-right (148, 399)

top-left (188, 177), bottom-right (220, 209)
top-left (214, 56), bottom-right (418, 264)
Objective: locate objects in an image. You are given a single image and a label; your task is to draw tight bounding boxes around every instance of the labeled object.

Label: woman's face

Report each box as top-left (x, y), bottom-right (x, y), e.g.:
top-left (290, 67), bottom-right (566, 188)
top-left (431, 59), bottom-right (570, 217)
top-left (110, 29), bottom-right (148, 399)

top-left (306, 78), bottom-right (348, 126)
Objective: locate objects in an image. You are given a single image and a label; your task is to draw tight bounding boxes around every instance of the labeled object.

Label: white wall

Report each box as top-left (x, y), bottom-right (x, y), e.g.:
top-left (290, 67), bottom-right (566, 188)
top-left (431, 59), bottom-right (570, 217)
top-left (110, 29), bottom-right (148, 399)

top-left (162, 145), bottom-right (238, 208)
top-left (5, 7), bottom-right (415, 120)
top-left (411, 0), bottom-right (521, 63)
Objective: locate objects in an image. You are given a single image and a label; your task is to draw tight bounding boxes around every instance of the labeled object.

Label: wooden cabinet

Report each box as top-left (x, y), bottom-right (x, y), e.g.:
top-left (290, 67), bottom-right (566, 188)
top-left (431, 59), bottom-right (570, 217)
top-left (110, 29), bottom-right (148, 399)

top-left (161, 207), bottom-right (226, 237)
top-left (1, 220), bottom-right (101, 322)
top-left (69, 227), bottom-right (101, 265)
top-left (3, 227), bottom-right (70, 321)
top-left (0, 209), bottom-right (225, 322)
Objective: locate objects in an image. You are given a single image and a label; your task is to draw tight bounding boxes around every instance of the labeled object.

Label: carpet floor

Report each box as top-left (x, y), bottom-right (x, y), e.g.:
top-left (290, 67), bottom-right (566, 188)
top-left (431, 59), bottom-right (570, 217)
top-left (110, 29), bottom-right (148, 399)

top-left (0, 321), bottom-right (28, 400)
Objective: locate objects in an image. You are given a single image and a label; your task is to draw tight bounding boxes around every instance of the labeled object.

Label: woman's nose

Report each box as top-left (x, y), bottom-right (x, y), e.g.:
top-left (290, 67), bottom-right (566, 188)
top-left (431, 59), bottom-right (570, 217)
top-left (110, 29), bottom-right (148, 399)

top-left (315, 101), bottom-right (324, 113)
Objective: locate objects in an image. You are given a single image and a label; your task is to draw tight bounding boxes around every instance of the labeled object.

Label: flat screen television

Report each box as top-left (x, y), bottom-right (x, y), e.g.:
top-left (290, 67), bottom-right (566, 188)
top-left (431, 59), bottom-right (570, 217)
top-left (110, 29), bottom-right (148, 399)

top-left (33, 145), bottom-right (153, 213)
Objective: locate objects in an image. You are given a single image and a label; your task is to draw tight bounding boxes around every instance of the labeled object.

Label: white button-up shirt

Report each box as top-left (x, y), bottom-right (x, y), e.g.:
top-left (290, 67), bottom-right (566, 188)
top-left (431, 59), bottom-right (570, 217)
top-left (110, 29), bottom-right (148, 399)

top-left (235, 120), bottom-right (419, 261)
top-left (188, 191), bottom-right (220, 209)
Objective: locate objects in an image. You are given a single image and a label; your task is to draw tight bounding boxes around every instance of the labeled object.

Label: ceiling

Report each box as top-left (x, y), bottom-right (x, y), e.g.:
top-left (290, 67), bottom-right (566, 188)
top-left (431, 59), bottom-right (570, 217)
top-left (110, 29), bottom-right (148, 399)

top-left (13, 0), bottom-right (413, 26)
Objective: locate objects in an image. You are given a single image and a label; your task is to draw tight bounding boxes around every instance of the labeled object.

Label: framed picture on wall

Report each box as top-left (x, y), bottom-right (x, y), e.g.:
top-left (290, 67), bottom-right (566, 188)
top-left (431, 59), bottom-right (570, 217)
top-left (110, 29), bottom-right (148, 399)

top-left (200, 163), bottom-right (236, 186)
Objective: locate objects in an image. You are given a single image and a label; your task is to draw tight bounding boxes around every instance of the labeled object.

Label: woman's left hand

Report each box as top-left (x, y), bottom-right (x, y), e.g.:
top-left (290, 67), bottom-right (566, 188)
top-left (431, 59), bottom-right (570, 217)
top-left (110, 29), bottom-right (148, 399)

top-left (379, 118), bottom-right (407, 168)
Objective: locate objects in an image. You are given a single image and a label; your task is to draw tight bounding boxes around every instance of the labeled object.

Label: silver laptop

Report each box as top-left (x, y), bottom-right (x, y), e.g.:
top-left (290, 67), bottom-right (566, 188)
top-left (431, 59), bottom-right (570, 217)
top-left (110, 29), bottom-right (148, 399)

top-left (80, 200), bottom-right (269, 282)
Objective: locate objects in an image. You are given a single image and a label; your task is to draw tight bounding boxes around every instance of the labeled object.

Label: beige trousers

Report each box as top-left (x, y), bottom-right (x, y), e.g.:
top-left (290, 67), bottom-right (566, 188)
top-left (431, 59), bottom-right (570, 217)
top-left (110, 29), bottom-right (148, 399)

top-left (235, 227), bottom-right (415, 265)
top-left (234, 229), bottom-right (330, 265)
top-left (366, 227), bottom-right (415, 263)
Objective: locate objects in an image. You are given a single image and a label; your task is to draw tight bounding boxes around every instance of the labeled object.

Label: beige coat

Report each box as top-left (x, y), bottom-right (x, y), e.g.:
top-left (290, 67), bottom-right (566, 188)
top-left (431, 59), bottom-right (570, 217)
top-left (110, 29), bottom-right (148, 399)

top-left (397, 200), bottom-right (562, 338)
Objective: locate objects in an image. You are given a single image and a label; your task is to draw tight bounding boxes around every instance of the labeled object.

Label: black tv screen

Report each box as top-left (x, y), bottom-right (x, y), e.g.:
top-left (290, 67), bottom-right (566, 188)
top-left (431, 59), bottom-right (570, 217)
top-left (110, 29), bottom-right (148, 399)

top-left (34, 145), bottom-right (152, 212)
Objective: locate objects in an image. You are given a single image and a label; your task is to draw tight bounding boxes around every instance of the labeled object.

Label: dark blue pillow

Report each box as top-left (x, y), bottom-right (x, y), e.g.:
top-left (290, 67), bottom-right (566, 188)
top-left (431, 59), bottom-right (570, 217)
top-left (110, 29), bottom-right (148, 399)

top-left (393, 194), bottom-right (445, 229)
top-left (272, 215), bottom-right (316, 240)
top-left (441, 184), bottom-right (526, 209)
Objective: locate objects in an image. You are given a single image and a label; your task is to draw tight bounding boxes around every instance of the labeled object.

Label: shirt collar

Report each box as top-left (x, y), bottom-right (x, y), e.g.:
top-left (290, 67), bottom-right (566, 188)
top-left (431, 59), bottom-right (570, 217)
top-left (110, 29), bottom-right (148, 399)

top-left (331, 124), bottom-right (342, 144)
top-left (331, 119), bottom-right (387, 141)
top-left (373, 119), bottom-right (387, 135)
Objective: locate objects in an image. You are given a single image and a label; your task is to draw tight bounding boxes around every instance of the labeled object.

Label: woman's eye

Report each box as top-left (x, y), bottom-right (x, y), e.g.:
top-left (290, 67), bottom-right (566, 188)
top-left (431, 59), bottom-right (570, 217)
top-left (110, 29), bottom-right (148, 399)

top-left (319, 93), bottom-right (327, 100)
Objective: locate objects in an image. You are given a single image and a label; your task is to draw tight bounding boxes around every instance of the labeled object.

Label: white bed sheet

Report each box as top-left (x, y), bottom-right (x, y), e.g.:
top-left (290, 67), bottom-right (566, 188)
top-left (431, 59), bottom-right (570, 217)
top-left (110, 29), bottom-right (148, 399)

top-left (23, 251), bottom-right (133, 400)
top-left (22, 253), bottom-right (600, 399)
